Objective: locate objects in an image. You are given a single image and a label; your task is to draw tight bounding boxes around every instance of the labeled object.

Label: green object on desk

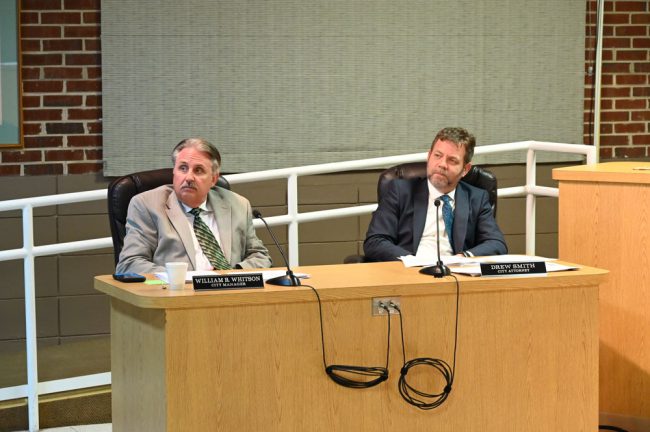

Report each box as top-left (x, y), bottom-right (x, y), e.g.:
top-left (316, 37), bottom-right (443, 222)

top-left (144, 279), bottom-right (166, 285)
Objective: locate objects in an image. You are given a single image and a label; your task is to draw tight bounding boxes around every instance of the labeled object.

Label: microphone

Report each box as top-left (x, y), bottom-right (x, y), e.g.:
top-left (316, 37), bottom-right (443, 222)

top-left (419, 198), bottom-right (451, 278)
top-left (252, 210), bottom-right (301, 286)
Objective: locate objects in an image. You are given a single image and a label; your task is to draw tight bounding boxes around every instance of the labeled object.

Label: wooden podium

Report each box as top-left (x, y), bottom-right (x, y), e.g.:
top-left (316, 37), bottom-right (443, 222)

top-left (95, 262), bottom-right (606, 431)
top-left (554, 162), bottom-right (650, 428)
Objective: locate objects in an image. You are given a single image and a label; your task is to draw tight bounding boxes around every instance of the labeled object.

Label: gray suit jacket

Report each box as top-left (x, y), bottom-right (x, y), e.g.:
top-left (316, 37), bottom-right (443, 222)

top-left (363, 178), bottom-right (507, 261)
top-left (116, 185), bottom-right (272, 274)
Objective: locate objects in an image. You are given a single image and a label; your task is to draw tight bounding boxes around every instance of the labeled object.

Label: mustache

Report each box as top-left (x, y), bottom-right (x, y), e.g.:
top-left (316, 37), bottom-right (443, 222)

top-left (181, 182), bottom-right (197, 190)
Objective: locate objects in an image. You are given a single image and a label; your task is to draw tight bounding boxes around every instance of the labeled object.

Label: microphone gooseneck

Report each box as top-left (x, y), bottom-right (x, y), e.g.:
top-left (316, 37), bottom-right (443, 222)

top-left (419, 198), bottom-right (451, 278)
top-left (253, 210), bottom-right (301, 286)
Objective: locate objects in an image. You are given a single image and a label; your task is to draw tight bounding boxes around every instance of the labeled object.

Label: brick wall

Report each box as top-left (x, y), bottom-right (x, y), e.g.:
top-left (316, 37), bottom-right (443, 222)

top-left (0, 1), bottom-right (648, 177)
top-left (1, 0), bottom-right (102, 176)
top-left (584, 0), bottom-right (650, 157)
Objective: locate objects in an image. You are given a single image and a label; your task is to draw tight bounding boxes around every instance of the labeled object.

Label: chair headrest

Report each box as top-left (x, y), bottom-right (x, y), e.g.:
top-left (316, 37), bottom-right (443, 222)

top-left (377, 162), bottom-right (427, 197)
top-left (108, 168), bottom-right (173, 224)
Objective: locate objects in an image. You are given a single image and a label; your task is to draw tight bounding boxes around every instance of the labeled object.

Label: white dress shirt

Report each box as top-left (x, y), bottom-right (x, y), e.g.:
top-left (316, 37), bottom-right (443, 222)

top-left (415, 182), bottom-right (455, 259)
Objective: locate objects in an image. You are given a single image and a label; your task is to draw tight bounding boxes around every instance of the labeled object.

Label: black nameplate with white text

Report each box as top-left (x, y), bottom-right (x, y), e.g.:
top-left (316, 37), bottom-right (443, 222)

top-left (480, 261), bottom-right (547, 277)
top-left (192, 273), bottom-right (264, 290)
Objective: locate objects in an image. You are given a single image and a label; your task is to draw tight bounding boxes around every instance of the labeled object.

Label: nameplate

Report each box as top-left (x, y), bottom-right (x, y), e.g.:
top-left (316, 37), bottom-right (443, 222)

top-left (192, 273), bottom-right (264, 290)
top-left (480, 261), bottom-right (547, 277)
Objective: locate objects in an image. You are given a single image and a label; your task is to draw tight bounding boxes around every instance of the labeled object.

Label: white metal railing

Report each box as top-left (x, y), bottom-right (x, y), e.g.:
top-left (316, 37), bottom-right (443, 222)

top-left (0, 141), bottom-right (596, 431)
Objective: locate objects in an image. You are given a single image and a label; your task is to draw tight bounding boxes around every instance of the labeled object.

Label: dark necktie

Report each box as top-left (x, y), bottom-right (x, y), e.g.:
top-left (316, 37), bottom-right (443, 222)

top-left (189, 208), bottom-right (231, 270)
top-left (440, 195), bottom-right (454, 243)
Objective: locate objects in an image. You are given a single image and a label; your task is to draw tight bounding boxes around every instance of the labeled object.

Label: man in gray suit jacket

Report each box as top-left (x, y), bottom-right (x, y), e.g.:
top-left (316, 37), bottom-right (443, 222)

top-left (116, 137), bottom-right (272, 274)
top-left (364, 127), bottom-right (507, 261)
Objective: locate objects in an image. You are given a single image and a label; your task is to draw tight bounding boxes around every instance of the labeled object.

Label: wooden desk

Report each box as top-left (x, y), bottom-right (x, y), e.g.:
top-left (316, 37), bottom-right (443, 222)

top-left (95, 262), bottom-right (606, 431)
top-left (554, 162), bottom-right (650, 427)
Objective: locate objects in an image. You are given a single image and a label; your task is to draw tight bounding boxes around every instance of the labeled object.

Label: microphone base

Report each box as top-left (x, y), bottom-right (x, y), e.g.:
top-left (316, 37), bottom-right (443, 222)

top-left (266, 272), bottom-right (302, 286)
top-left (419, 264), bottom-right (451, 278)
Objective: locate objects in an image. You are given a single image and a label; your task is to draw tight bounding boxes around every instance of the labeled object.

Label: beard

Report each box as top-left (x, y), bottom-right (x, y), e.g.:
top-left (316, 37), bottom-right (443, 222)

top-left (428, 168), bottom-right (464, 193)
top-left (429, 170), bottom-right (451, 188)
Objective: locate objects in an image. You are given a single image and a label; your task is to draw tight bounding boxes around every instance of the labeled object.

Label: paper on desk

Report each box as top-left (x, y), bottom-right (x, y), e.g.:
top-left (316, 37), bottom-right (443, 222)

top-left (400, 253), bottom-right (578, 275)
top-left (399, 255), bottom-right (470, 268)
top-left (401, 254), bottom-right (557, 268)
top-left (154, 269), bottom-right (310, 283)
top-left (472, 254), bottom-right (554, 263)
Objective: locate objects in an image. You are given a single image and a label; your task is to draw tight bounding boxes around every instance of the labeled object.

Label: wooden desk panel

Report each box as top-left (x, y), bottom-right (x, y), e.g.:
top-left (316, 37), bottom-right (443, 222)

top-left (96, 262), bottom-right (605, 431)
top-left (555, 162), bottom-right (650, 424)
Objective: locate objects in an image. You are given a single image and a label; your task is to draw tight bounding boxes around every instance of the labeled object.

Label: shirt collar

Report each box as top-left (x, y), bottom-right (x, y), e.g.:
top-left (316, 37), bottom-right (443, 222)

top-left (427, 180), bottom-right (456, 203)
top-left (180, 199), bottom-right (210, 214)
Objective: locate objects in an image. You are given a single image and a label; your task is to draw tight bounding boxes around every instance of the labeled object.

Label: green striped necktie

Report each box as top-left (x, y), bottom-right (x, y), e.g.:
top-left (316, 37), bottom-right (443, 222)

top-left (189, 207), bottom-right (231, 270)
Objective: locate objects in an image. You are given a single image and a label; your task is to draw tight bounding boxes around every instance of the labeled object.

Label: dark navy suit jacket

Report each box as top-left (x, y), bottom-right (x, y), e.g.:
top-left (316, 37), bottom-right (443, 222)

top-left (363, 178), bottom-right (507, 261)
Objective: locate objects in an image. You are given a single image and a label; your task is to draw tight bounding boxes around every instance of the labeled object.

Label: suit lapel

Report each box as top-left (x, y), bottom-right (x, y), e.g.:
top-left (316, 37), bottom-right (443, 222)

top-left (453, 183), bottom-right (469, 254)
top-left (165, 192), bottom-right (198, 269)
top-left (209, 189), bottom-right (232, 263)
top-left (412, 179), bottom-right (429, 252)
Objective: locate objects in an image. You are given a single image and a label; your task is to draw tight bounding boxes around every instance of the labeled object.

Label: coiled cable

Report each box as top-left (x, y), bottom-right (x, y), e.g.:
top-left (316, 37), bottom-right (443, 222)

top-left (395, 274), bottom-right (460, 409)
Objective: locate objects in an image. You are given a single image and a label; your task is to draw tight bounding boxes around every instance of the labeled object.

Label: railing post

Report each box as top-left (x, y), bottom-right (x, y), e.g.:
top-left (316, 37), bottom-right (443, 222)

top-left (586, 145), bottom-right (598, 165)
top-left (287, 173), bottom-right (299, 267)
top-left (525, 148), bottom-right (536, 255)
top-left (593, 0), bottom-right (604, 162)
top-left (23, 205), bottom-right (40, 431)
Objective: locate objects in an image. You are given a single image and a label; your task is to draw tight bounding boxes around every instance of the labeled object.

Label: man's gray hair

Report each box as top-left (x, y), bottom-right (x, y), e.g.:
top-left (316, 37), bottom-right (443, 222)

top-left (172, 137), bottom-right (222, 174)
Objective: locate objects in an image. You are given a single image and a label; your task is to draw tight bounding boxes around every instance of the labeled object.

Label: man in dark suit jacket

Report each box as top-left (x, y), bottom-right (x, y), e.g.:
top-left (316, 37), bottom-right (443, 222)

top-left (364, 127), bottom-right (507, 261)
top-left (116, 137), bottom-right (272, 274)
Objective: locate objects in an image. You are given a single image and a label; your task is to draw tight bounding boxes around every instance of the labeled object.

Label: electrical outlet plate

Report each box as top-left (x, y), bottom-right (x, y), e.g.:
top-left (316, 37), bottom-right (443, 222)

top-left (371, 297), bottom-right (400, 316)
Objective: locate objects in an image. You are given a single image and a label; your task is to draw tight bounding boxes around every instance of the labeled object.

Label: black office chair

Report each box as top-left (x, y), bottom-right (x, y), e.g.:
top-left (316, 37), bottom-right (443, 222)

top-left (344, 162), bottom-right (498, 263)
top-left (107, 168), bottom-right (230, 265)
